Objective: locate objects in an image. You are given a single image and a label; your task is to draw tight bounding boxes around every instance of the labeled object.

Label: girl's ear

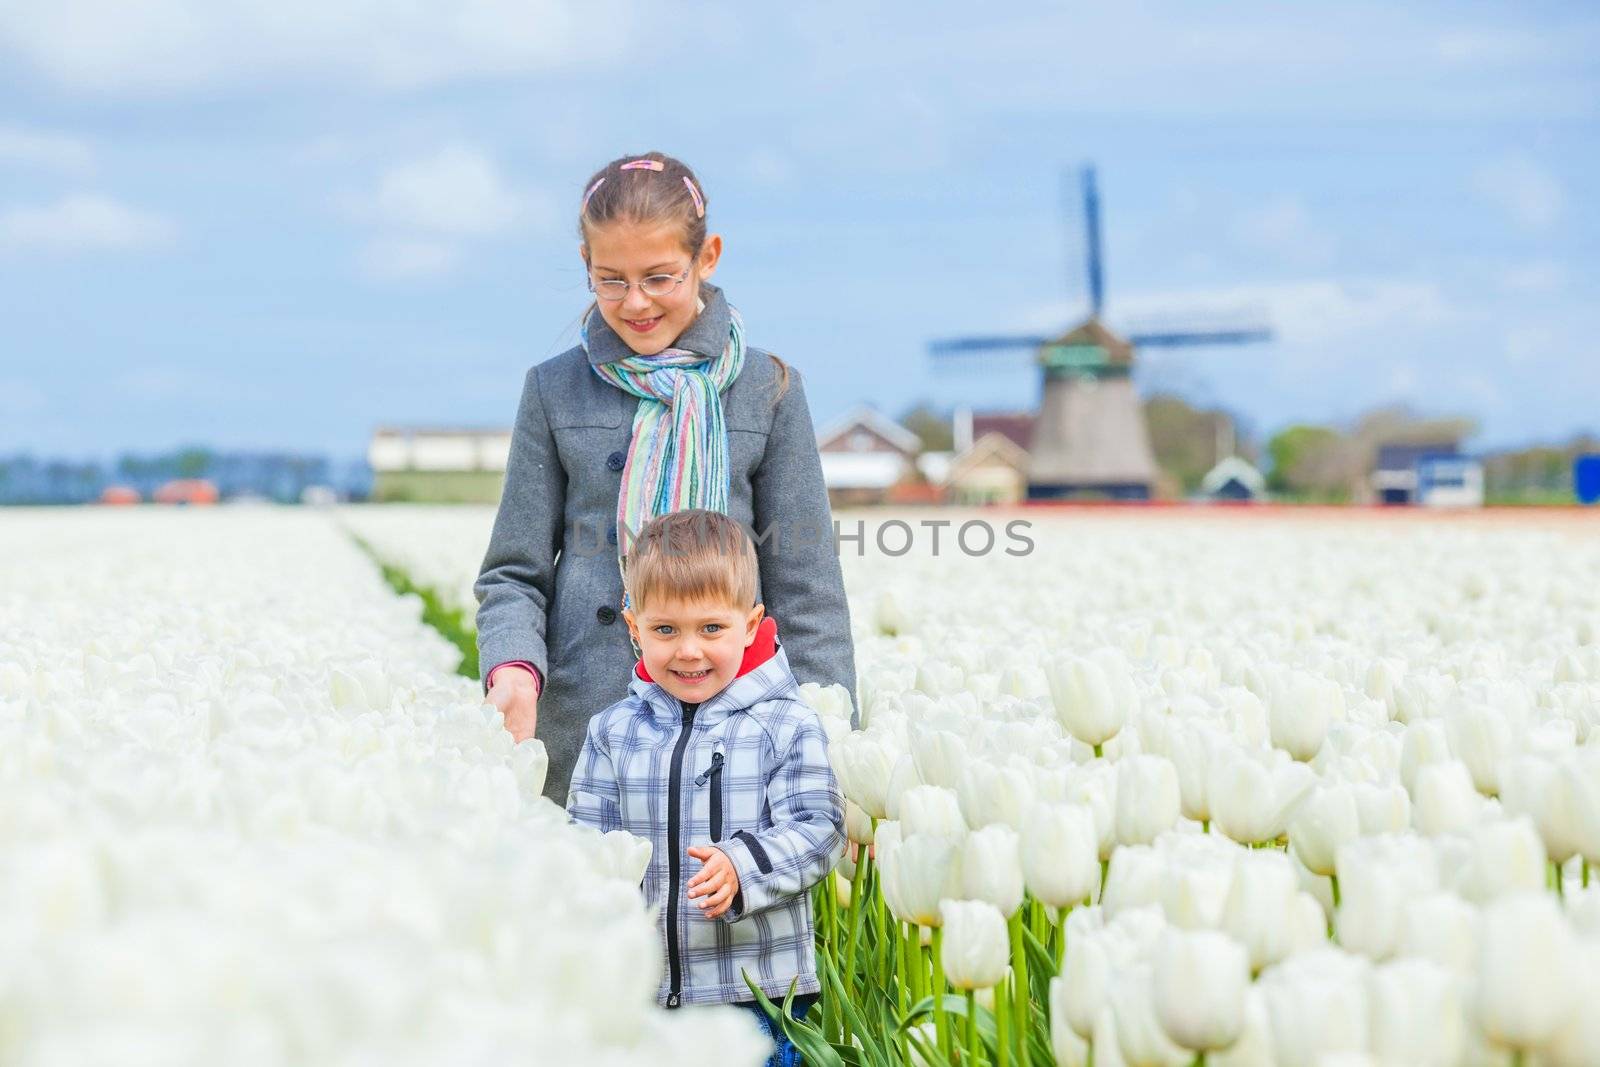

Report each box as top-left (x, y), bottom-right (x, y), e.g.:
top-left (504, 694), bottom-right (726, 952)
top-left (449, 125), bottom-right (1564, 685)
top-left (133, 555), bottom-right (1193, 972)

top-left (697, 233), bottom-right (722, 281)
top-left (743, 602), bottom-right (765, 647)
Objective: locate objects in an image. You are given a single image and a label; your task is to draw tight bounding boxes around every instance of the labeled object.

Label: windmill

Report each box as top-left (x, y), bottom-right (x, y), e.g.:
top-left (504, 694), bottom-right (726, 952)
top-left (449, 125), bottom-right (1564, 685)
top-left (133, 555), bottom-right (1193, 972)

top-left (930, 165), bottom-right (1272, 500)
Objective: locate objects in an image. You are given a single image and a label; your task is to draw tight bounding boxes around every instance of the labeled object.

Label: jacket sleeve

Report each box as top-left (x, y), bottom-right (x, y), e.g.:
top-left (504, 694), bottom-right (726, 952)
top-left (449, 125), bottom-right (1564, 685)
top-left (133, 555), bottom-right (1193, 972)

top-left (474, 363), bottom-right (566, 695)
top-left (566, 710), bottom-right (623, 833)
top-left (750, 366), bottom-right (860, 725)
top-left (718, 709), bottom-right (846, 922)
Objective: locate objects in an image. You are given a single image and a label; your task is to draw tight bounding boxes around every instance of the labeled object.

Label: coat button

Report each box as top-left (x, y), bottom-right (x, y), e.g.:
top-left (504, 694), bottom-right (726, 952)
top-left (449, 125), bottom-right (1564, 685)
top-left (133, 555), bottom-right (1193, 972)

top-left (596, 605), bottom-right (617, 624)
top-left (606, 451), bottom-right (626, 472)
top-left (606, 524), bottom-right (617, 546)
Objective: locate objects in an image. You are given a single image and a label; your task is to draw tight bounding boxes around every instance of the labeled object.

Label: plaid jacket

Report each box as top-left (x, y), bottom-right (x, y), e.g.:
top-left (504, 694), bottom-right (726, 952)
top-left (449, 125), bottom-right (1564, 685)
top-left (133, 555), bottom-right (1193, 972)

top-left (567, 623), bottom-right (846, 1008)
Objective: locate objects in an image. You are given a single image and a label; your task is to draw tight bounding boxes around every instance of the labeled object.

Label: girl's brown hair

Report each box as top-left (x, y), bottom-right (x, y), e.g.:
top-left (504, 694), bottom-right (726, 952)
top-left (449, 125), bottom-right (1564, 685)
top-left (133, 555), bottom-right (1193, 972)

top-left (578, 151), bottom-right (790, 401)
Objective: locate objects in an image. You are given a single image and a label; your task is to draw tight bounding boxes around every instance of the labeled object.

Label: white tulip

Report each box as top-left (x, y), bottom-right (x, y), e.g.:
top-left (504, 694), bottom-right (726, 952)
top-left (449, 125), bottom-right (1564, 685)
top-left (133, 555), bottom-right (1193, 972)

top-left (1545, 935), bottom-right (1600, 1067)
top-left (1351, 781), bottom-right (1411, 835)
top-left (1208, 747), bottom-right (1316, 846)
top-left (1561, 747), bottom-right (1600, 865)
top-left (1152, 927), bottom-right (1249, 1053)
top-left (1445, 702), bottom-right (1514, 797)
top-left (898, 784), bottom-right (966, 840)
top-left (799, 680), bottom-right (857, 727)
top-left (1368, 958), bottom-right (1464, 1067)
top-left (881, 832), bottom-right (963, 927)
top-left (910, 727), bottom-right (965, 789)
top-left (1115, 755), bottom-right (1181, 846)
top-left (1336, 834), bottom-right (1441, 960)
top-left (1209, 988), bottom-right (1274, 1067)
top-left (1475, 892), bottom-right (1581, 1052)
top-left (1396, 892), bottom-right (1479, 973)
top-left (938, 900), bottom-right (1010, 990)
top-left (1019, 801), bottom-right (1100, 909)
top-left (956, 757), bottom-right (1035, 831)
top-left (1399, 718), bottom-right (1452, 794)
top-left (1050, 977), bottom-right (1093, 1066)
top-left (1460, 816), bottom-right (1546, 903)
top-left (1102, 845), bottom-right (1169, 919)
top-left (597, 830), bottom-right (652, 885)
top-left (1288, 783), bottom-right (1360, 877)
top-left (1501, 754), bottom-right (1583, 865)
top-left (830, 731), bottom-right (895, 819)
top-left (1046, 651), bottom-right (1130, 750)
top-left (961, 825), bottom-right (1024, 917)
top-left (1268, 671), bottom-right (1339, 761)
top-left (1411, 760), bottom-right (1481, 835)
top-left (1063, 760), bottom-right (1120, 861)
top-left (1110, 962), bottom-right (1192, 1067)
top-left (1165, 719), bottom-right (1225, 823)
top-left (844, 799), bottom-right (875, 846)
top-left (884, 753), bottom-right (923, 820)
top-left (1057, 929), bottom-right (1113, 1040)
top-left (1259, 950), bottom-right (1371, 1067)
top-left (1220, 850), bottom-right (1301, 974)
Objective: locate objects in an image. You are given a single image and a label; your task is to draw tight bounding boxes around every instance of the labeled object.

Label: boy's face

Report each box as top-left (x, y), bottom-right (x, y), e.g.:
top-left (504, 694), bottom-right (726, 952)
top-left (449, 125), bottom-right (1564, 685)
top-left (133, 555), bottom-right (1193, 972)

top-left (624, 595), bottom-right (765, 704)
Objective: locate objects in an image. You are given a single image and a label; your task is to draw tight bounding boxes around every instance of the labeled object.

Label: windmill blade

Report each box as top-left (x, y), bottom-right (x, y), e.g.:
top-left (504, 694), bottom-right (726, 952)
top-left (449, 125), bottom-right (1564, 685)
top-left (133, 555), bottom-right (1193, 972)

top-left (928, 335), bottom-right (1051, 355)
top-left (1128, 327), bottom-right (1273, 348)
top-left (1081, 164), bottom-right (1105, 318)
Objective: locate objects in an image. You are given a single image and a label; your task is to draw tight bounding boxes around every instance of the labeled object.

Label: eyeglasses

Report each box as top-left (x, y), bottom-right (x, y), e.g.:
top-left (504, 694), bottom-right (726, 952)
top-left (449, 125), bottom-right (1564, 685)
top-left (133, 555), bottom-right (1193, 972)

top-left (588, 267), bottom-right (691, 302)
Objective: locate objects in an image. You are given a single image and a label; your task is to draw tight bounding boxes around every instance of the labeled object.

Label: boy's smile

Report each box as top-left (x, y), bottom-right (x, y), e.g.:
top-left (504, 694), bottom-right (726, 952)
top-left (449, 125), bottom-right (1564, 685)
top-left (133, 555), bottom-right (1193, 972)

top-left (624, 595), bottom-right (764, 704)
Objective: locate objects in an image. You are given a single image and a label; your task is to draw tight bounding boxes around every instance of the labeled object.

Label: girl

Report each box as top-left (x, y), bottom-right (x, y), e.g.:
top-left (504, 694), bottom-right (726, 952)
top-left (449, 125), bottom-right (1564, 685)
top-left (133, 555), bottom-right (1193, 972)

top-left (474, 150), bottom-right (857, 808)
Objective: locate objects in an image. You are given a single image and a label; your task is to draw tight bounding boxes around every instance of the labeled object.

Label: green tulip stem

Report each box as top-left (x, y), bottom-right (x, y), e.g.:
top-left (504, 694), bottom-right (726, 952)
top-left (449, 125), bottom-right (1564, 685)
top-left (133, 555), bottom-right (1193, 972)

top-left (996, 966), bottom-right (1012, 1067)
top-left (1191, 1054), bottom-right (1207, 1067)
top-left (1329, 873), bottom-right (1341, 909)
top-left (908, 922), bottom-right (925, 1004)
top-left (1201, 818), bottom-right (1210, 833)
top-left (1008, 910), bottom-right (1032, 1067)
top-left (966, 990), bottom-right (980, 1066)
top-left (844, 851), bottom-right (871, 993)
top-left (932, 926), bottom-right (949, 1057)
top-left (1583, 859), bottom-right (1590, 888)
top-left (1093, 743), bottom-right (1104, 758)
top-left (1512, 1050), bottom-right (1526, 1067)
top-left (1098, 858), bottom-right (1109, 902)
top-left (1552, 860), bottom-right (1566, 900)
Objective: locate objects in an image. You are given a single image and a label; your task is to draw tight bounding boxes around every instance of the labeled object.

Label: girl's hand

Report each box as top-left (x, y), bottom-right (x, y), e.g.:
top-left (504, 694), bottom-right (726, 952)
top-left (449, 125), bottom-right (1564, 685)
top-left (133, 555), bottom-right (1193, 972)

top-left (486, 667), bottom-right (539, 743)
top-left (686, 845), bottom-right (740, 919)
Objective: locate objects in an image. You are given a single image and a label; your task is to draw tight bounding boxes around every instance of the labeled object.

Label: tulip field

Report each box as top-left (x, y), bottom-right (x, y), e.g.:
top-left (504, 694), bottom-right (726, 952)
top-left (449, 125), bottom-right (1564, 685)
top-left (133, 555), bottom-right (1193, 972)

top-left (8, 504), bottom-right (1600, 1066)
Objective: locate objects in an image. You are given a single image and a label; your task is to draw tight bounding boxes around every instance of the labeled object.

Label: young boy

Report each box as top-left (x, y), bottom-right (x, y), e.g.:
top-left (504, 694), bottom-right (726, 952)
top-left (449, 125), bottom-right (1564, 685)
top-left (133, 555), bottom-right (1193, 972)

top-left (566, 509), bottom-right (846, 1047)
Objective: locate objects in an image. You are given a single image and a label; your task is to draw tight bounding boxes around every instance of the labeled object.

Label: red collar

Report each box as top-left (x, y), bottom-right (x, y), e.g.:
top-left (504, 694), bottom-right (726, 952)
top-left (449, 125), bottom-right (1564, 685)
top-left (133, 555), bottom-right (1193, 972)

top-left (635, 615), bottom-right (779, 684)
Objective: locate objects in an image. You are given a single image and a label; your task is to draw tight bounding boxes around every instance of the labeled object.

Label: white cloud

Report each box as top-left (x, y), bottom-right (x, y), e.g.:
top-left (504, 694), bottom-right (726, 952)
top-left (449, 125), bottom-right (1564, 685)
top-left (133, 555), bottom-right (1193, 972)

top-left (0, 124), bottom-right (93, 172)
top-left (1497, 261), bottom-right (1567, 295)
top-left (1233, 196), bottom-right (1336, 268)
top-left (0, 0), bottom-right (636, 93)
top-left (1474, 156), bottom-right (1565, 230)
top-left (359, 239), bottom-right (461, 281)
top-left (360, 145), bottom-right (542, 237)
top-left (0, 193), bottom-right (174, 252)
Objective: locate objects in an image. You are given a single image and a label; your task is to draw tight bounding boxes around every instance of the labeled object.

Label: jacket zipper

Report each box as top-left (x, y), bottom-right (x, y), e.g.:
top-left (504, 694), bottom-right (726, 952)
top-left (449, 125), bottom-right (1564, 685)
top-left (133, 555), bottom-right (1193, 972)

top-left (664, 700), bottom-right (696, 1009)
top-left (696, 750), bottom-right (725, 842)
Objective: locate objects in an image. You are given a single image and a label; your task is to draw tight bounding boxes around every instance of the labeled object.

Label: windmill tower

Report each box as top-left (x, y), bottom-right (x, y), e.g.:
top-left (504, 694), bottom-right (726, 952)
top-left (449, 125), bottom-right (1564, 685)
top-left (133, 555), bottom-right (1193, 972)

top-left (930, 166), bottom-right (1272, 500)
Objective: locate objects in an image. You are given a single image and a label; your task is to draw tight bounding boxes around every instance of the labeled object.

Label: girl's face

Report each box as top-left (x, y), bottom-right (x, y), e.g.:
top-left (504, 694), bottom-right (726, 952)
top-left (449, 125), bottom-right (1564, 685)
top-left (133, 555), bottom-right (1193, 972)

top-left (582, 219), bottom-right (723, 356)
top-left (624, 595), bottom-right (764, 704)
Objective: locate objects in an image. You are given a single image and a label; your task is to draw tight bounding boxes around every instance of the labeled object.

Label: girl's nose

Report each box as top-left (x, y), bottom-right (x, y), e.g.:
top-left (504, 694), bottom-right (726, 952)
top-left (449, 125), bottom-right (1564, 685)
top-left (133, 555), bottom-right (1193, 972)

top-left (621, 286), bottom-right (653, 315)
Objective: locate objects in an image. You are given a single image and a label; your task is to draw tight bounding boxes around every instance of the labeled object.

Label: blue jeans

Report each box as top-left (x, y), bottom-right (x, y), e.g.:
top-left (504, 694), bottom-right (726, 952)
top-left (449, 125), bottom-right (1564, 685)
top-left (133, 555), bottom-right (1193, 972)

top-left (735, 992), bottom-right (818, 1067)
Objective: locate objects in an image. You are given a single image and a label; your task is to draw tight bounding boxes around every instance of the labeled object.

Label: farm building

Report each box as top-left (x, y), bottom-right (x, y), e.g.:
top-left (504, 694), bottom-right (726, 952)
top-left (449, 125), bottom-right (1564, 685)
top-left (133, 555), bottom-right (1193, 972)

top-left (1371, 443), bottom-right (1483, 507)
top-left (816, 406), bottom-right (923, 506)
top-left (367, 427), bottom-right (512, 503)
top-left (1199, 457), bottom-right (1266, 502)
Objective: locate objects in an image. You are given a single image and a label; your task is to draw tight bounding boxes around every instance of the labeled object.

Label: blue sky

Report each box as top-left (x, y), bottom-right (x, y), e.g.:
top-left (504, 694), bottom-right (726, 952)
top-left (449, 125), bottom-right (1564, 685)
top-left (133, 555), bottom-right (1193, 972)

top-left (1, 1), bottom-right (1595, 461)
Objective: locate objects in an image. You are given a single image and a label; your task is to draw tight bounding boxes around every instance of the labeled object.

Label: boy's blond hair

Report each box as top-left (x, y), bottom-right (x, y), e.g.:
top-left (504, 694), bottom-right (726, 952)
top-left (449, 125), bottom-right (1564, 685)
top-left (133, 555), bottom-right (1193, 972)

top-left (623, 509), bottom-right (758, 612)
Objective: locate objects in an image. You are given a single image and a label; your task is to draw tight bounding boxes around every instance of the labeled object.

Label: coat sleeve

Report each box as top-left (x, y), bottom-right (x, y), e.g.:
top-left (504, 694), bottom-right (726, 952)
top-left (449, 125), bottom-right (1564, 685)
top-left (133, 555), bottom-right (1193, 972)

top-left (717, 709), bottom-right (846, 922)
top-left (566, 709), bottom-right (623, 832)
top-left (474, 363), bottom-right (566, 694)
top-left (750, 365), bottom-right (860, 724)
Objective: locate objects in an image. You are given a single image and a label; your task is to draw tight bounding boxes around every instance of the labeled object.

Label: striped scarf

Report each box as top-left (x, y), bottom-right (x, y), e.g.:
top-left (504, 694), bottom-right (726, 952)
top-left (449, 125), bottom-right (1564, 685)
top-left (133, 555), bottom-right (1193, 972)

top-left (586, 301), bottom-right (747, 567)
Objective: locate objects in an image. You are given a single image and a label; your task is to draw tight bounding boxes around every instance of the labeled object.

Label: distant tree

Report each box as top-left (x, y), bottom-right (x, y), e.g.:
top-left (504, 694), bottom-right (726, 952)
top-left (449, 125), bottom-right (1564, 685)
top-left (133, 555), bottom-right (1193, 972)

top-left (175, 446), bottom-right (214, 479)
top-left (1144, 392), bottom-right (1256, 495)
top-left (899, 401), bottom-right (953, 453)
top-left (1265, 424), bottom-right (1349, 498)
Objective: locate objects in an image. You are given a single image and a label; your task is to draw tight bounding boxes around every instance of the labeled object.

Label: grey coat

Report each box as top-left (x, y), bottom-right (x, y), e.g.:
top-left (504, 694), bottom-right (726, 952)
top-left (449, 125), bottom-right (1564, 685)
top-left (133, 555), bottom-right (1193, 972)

top-left (473, 282), bottom-right (857, 804)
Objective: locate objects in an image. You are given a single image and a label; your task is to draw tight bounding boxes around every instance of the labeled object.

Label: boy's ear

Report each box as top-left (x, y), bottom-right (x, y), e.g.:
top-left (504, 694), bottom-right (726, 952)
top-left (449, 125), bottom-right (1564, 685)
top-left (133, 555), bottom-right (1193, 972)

top-left (743, 602), bottom-right (765, 647)
top-left (623, 607), bottom-right (638, 640)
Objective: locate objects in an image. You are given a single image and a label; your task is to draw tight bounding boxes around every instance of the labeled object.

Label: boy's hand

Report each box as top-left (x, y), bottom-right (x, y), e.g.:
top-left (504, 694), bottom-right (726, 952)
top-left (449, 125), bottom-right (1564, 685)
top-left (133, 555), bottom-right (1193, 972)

top-left (486, 668), bottom-right (539, 743)
top-left (686, 845), bottom-right (740, 919)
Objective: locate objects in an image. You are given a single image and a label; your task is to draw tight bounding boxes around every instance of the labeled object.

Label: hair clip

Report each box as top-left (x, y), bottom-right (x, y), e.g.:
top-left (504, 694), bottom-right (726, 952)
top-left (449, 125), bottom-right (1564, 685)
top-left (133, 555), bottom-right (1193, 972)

top-left (581, 176), bottom-right (606, 213)
top-left (682, 176), bottom-right (705, 218)
top-left (620, 159), bottom-right (665, 171)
